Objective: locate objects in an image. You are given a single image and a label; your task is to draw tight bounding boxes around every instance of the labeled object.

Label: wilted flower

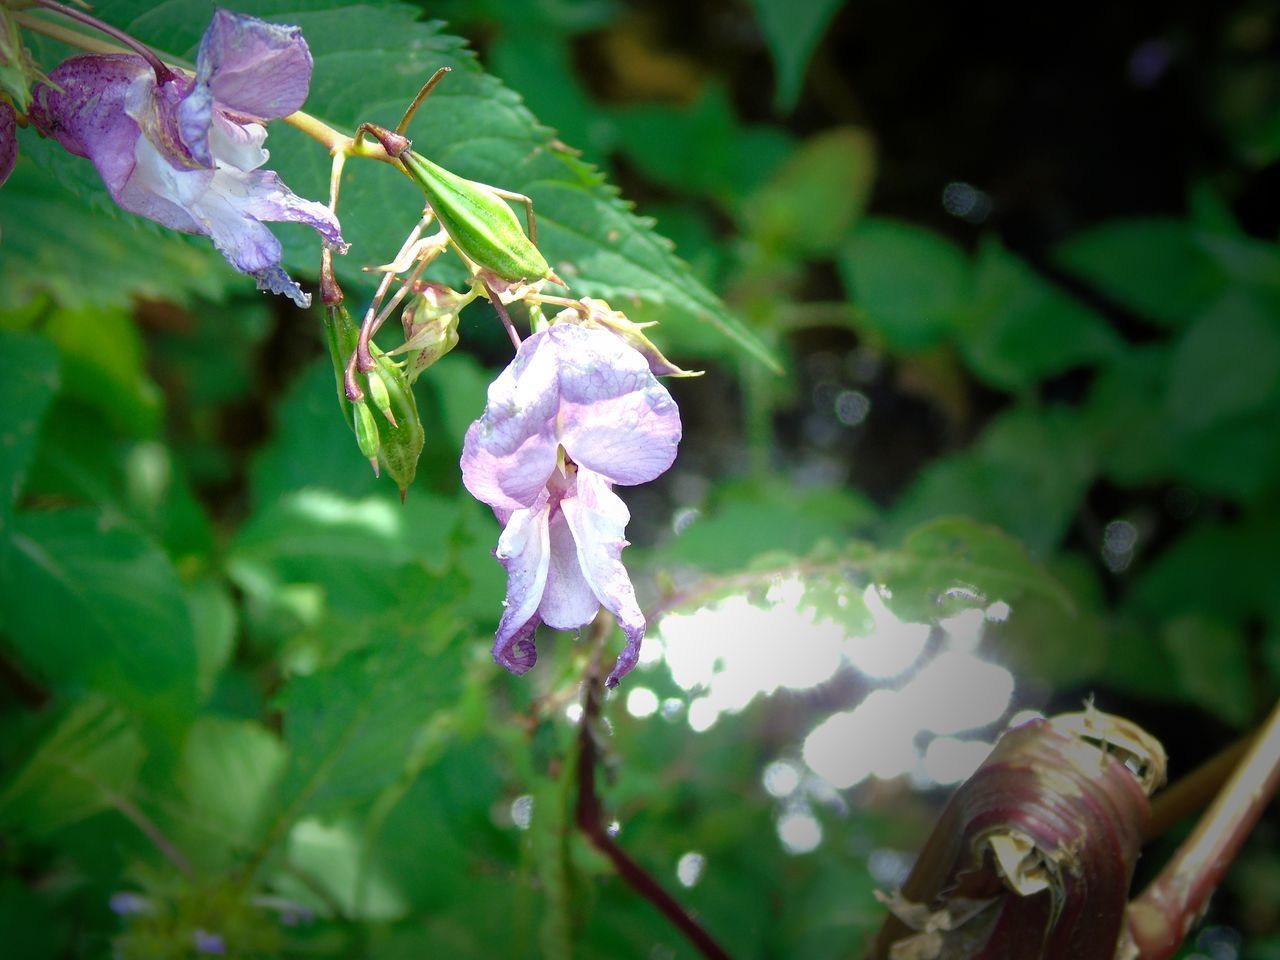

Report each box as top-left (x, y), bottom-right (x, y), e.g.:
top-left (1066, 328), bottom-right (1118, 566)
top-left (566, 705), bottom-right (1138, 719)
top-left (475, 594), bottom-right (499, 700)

top-left (461, 323), bottom-right (681, 687)
top-left (29, 10), bottom-right (344, 307)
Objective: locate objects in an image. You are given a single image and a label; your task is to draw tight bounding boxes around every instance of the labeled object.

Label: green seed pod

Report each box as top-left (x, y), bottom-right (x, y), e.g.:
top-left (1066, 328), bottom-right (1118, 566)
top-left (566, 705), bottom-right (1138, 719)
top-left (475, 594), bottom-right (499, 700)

top-left (400, 150), bottom-right (552, 283)
top-left (365, 365), bottom-right (396, 425)
top-left (353, 400), bottom-right (381, 462)
top-left (368, 346), bottom-right (425, 500)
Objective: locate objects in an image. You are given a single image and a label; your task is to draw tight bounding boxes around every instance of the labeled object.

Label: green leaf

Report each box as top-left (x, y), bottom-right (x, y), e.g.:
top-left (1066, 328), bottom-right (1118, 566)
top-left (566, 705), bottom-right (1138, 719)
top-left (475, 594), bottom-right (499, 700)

top-left (744, 0), bottom-right (846, 111)
top-left (1163, 615), bottom-right (1254, 728)
top-left (1056, 219), bottom-right (1228, 327)
top-left (1081, 346), bottom-right (1177, 485)
top-left (959, 238), bottom-right (1121, 391)
top-left (1166, 290), bottom-right (1280, 431)
top-left (1129, 517), bottom-right (1280, 624)
top-left (889, 406), bottom-right (1095, 557)
top-left (838, 219), bottom-right (969, 351)
top-left (0, 510), bottom-right (198, 734)
top-left (0, 150), bottom-right (237, 311)
top-left (272, 600), bottom-right (465, 826)
top-left (651, 479), bottom-right (877, 575)
top-left (873, 517), bottom-right (1076, 623)
top-left (743, 127), bottom-right (876, 258)
top-left (187, 577), bottom-right (237, 701)
top-left (168, 716), bottom-right (286, 863)
top-left (43, 305), bottom-right (163, 437)
top-left (0, 328), bottom-right (59, 511)
top-left (0, 697), bottom-right (145, 839)
top-left (229, 488), bottom-right (464, 622)
top-left (249, 358), bottom-right (385, 508)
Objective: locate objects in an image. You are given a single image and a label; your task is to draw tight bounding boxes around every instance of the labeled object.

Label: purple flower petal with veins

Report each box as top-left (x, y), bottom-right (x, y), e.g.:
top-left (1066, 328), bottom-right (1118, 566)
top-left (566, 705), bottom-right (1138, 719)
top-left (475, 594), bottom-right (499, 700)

top-left (28, 11), bottom-right (343, 307)
top-left (462, 324), bottom-right (681, 687)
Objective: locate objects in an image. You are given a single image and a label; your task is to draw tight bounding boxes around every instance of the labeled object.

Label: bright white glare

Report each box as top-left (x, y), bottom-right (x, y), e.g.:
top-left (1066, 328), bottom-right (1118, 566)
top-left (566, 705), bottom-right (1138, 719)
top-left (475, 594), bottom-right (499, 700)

top-left (985, 601), bottom-right (1011, 622)
top-left (660, 582), bottom-right (844, 707)
top-left (638, 634), bottom-right (665, 667)
top-left (762, 760), bottom-right (802, 798)
top-left (802, 689), bottom-right (920, 789)
top-left (626, 687), bottom-right (660, 719)
top-left (922, 737), bottom-right (993, 785)
top-left (676, 852), bottom-right (706, 888)
top-left (777, 807), bottom-right (823, 854)
top-left (511, 795), bottom-right (534, 831)
top-left (940, 607), bottom-right (985, 653)
top-left (660, 698), bottom-right (684, 721)
top-left (900, 651), bottom-right (1013, 735)
top-left (564, 703), bottom-right (583, 724)
top-left (844, 585), bottom-right (929, 679)
top-left (688, 697), bottom-right (719, 732)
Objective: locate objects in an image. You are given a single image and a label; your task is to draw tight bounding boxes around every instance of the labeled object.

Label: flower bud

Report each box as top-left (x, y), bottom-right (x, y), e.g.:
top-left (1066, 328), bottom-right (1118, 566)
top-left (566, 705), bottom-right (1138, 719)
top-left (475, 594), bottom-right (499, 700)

top-left (396, 282), bottom-right (465, 384)
top-left (869, 708), bottom-right (1166, 960)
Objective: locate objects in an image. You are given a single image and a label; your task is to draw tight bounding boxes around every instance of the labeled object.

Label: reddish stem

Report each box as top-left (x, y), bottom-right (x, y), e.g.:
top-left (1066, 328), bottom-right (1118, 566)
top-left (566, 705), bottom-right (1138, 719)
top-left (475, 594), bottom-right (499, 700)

top-left (576, 655), bottom-right (732, 960)
top-left (1125, 699), bottom-right (1280, 959)
top-left (32, 0), bottom-right (175, 83)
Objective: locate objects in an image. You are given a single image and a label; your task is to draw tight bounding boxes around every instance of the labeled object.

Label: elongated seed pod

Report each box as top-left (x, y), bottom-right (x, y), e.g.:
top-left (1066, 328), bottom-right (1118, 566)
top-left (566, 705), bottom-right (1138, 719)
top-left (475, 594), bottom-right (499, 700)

top-left (400, 151), bottom-right (551, 283)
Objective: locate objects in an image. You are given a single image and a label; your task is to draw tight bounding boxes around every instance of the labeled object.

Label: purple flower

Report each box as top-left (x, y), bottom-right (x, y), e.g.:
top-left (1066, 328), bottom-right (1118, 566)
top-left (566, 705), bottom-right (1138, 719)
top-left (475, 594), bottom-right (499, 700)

top-left (29, 10), bottom-right (343, 307)
top-left (461, 323), bottom-right (681, 687)
top-left (0, 100), bottom-right (16, 189)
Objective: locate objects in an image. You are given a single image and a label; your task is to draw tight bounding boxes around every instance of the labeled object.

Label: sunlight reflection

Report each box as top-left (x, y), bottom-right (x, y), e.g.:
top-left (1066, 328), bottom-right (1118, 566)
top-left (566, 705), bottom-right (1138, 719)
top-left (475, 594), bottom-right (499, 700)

top-left (845, 585), bottom-right (929, 678)
top-left (676, 852), bottom-right (706, 888)
top-left (762, 760), bottom-right (802, 798)
top-left (626, 687), bottom-right (660, 719)
top-left (777, 805), bottom-right (823, 855)
top-left (654, 571), bottom-right (1019, 800)
top-left (922, 737), bottom-right (994, 785)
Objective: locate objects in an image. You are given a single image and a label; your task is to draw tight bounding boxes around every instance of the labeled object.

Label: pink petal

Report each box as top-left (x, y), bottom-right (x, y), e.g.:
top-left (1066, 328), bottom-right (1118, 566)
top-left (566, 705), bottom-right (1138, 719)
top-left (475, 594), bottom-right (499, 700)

top-left (461, 332), bottom-right (565, 510)
top-left (559, 468), bottom-right (646, 687)
top-left (538, 475), bottom-right (604, 630)
top-left (492, 496), bottom-right (552, 675)
top-left (550, 325), bottom-right (682, 486)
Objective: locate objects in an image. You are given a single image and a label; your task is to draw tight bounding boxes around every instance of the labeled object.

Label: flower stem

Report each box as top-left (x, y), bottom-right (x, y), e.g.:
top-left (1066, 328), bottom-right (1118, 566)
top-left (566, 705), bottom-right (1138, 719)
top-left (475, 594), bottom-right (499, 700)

top-left (25, 0), bottom-right (174, 82)
top-left (1124, 698), bottom-right (1280, 959)
top-left (576, 623), bottom-right (734, 960)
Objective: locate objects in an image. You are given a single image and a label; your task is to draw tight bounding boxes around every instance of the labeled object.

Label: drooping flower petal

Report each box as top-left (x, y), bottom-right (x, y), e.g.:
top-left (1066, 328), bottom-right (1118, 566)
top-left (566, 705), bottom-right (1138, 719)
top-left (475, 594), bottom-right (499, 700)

top-left (463, 322), bottom-right (680, 685)
top-left (560, 468), bottom-right (646, 687)
top-left (539, 470), bottom-right (607, 631)
top-left (0, 100), bottom-right (16, 188)
top-left (492, 493), bottom-right (552, 675)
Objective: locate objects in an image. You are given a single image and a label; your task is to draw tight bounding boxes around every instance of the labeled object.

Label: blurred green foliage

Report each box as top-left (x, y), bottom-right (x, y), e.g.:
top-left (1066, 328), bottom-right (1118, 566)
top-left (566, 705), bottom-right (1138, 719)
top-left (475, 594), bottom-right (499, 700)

top-left (3, 0), bottom-right (1280, 957)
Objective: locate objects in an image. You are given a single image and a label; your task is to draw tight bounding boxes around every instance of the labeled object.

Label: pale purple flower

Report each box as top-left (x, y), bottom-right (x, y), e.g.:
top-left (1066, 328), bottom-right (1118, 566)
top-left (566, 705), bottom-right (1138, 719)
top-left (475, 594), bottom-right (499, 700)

top-left (461, 323), bottom-right (681, 687)
top-left (29, 10), bottom-right (343, 307)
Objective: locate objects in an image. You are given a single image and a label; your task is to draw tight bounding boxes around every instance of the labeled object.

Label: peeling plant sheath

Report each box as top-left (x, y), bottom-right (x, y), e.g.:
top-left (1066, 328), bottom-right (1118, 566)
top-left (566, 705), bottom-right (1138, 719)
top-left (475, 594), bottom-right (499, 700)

top-left (869, 710), bottom-right (1166, 960)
